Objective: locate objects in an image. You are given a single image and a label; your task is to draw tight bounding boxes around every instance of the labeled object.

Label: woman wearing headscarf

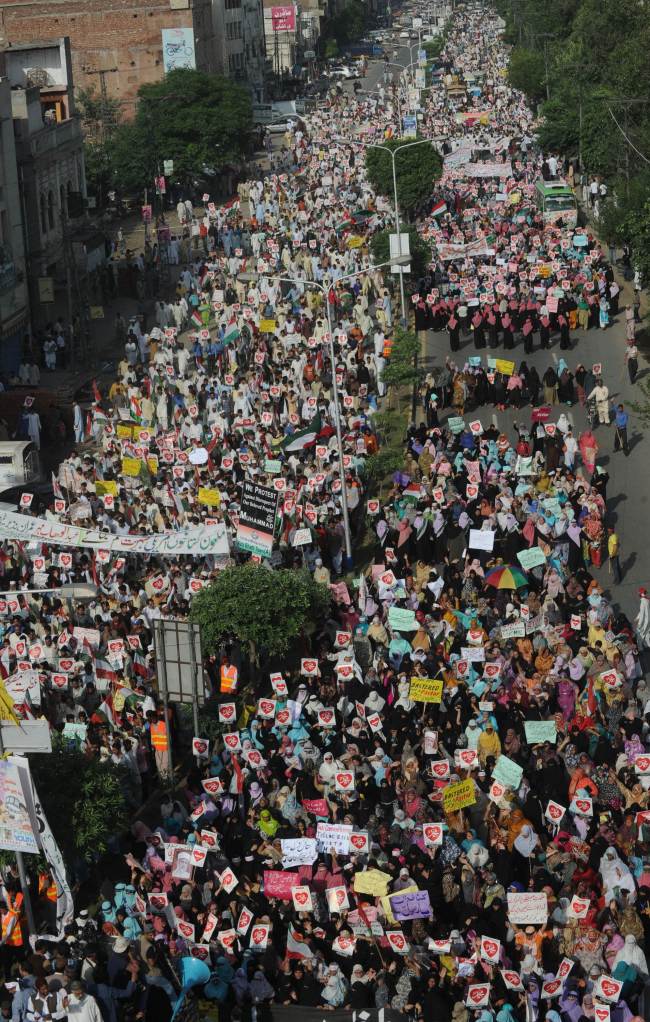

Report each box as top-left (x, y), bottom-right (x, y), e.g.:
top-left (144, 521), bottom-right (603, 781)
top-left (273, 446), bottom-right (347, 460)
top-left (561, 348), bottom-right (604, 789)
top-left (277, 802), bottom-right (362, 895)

top-left (258, 808), bottom-right (280, 839)
top-left (599, 847), bottom-right (636, 903)
top-left (321, 964), bottom-right (349, 1008)
top-left (613, 934), bottom-right (648, 978)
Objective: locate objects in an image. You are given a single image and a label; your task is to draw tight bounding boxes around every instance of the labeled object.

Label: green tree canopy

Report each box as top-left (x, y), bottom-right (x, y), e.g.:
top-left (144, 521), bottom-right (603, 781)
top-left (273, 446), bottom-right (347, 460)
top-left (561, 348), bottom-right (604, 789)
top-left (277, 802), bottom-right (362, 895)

top-left (507, 48), bottom-right (546, 104)
top-left (370, 227), bottom-right (431, 279)
top-left (365, 138), bottom-right (442, 218)
top-left (108, 69), bottom-right (253, 194)
top-left (30, 741), bottom-right (129, 864)
top-left (190, 564), bottom-right (330, 657)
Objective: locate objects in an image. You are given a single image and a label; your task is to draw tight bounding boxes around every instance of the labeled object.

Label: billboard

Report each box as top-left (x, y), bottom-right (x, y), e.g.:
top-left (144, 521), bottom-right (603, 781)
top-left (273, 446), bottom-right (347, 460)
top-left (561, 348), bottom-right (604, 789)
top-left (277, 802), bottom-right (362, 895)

top-left (162, 27), bottom-right (196, 72)
top-left (271, 5), bottom-right (296, 30)
top-left (237, 481), bottom-right (279, 557)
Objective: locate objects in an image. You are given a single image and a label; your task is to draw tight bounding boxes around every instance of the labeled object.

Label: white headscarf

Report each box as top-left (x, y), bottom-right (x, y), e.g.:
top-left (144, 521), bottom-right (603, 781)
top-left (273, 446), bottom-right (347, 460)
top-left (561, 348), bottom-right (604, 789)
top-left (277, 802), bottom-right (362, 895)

top-left (613, 934), bottom-right (648, 975)
top-left (514, 825), bottom-right (539, 858)
top-left (599, 846), bottom-right (636, 903)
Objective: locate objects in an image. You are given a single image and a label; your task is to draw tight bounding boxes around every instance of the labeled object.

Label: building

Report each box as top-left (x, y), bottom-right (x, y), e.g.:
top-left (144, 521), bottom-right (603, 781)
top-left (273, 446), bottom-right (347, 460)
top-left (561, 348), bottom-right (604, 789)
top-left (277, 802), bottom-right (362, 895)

top-left (0, 0), bottom-right (218, 118)
top-left (211, 0), bottom-right (266, 101)
top-left (0, 78), bottom-right (28, 373)
top-left (263, 1), bottom-right (298, 76)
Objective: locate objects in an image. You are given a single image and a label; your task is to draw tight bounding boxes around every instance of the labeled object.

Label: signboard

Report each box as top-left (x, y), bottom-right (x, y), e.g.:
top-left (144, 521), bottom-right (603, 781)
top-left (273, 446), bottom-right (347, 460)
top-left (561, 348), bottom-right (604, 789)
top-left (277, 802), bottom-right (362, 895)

top-left (37, 277), bottom-right (54, 303)
top-left (152, 618), bottom-right (205, 707)
top-left (389, 232), bottom-right (411, 274)
top-left (507, 892), bottom-right (548, 924)
top-left (409, 678), bottom-right (443, 703)
top-left (442, 778), bottom-right (476, 813)
top-left (402, 114), bottom-right (417, 138)
top-left (162, 27), bottom-right (197, 72)
top-left (0, 757), bottom-right (40, 854)
top-left (236, 481), bottom-right (279, 558)
top-left (271, 5), bottom-right (296, 30)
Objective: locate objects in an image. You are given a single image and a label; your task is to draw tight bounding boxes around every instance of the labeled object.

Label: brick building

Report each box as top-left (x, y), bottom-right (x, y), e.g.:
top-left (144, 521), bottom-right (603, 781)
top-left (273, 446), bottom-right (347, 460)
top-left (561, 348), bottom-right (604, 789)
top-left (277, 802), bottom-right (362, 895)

top-left (0, 0), bottom-right (218, 117)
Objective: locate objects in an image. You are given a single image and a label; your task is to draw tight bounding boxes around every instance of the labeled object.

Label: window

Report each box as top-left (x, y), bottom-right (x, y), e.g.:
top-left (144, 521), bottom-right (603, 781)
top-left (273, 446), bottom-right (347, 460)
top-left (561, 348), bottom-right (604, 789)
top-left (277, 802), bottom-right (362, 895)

top-left (47, 190), bottom-right (55, 230)
top-left (226, 20), bottom-right (242, 39)
top-left (60, 184), bottom-right (67, 218)
top-left (228, 51), bottom-right (244, 71)
top-left (40, 194), bottom-right (47, 235)
top-left (225, 0), bottom-right (242, 10)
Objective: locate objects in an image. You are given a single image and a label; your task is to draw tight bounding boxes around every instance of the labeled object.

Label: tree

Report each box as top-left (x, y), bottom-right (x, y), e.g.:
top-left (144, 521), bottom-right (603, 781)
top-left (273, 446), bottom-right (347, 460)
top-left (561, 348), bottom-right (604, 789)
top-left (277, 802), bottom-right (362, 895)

top-left (507, 47), bottom-right (546, 104)
top-left (323, 1), bottom-right (366, 47)
top-left (381, 327), bottom-right (423, 410)
top-left (190, 564), bottom-right (330, 658)
top-left (29, 741), bottom-right (129, 865)
top-left (370, 227), bottom-right (432, 280)
top-left (108, 69), bottom-right (253, 194)
top-left (365, 139), bottom-right (442, 218)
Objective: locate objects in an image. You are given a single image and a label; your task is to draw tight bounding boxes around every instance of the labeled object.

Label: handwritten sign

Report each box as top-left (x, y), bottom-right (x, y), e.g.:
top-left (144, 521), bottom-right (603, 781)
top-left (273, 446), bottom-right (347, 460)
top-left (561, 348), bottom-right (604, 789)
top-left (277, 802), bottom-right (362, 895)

top-left (442, 778), bottom-right (476, 813)
top-left (524, 721), bottom-right (557, 744)
top-left (507, 892), bottom-right (548, 924)
top-left (517, 547), bottom-right (547, 570)
top-left (409, 678), bottom-right (443, 703)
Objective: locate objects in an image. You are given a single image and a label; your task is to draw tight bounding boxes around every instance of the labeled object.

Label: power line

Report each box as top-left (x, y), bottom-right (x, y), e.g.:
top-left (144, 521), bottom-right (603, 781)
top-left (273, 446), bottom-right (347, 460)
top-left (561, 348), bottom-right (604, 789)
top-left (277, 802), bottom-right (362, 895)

top-left (608, 105), bottom-right (650, 165)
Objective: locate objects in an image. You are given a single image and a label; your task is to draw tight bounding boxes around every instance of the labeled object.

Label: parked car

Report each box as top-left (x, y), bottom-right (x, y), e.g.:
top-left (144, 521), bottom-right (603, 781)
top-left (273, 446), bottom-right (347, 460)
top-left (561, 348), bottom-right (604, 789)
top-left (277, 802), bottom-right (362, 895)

top-left (327, 64), bottom-right (359, 79)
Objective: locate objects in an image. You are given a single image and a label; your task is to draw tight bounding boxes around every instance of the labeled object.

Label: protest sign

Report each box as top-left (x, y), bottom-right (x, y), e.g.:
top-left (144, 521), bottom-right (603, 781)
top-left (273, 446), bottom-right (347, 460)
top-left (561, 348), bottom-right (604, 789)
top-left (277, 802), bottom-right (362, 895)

top-left (236, 481), bottom-right (279, 558)
top-left (442, 778), bottom-right (476, 813)
top-left (316, 822), bottom-right (352, 854)
top-left (524, 721), bottom-right (557, 744)
top-left (493, 755), bottom-right (523, 789)
top-left (263, 870), bottom-right (301, 899)
top-left (388, 606), bottom-right (417, 631)
top-left (280, 838), bottom-right (317, 867)
top-left (409, 678), bottom-right (443, 703)
top-left (353, 869), bottom-right (392, 897)
top-left (507, 892), bottom-right (548, 924)
top-left (469, 529), bottom-right (495, 551)
top-left (517, 547), bottom-right (547, 570)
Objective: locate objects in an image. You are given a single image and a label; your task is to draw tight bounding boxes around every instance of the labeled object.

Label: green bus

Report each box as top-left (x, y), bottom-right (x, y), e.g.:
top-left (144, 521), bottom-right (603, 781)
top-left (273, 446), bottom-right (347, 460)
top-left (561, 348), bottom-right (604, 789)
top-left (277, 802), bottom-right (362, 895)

top-left (534, 180), bottom-right (578, 227)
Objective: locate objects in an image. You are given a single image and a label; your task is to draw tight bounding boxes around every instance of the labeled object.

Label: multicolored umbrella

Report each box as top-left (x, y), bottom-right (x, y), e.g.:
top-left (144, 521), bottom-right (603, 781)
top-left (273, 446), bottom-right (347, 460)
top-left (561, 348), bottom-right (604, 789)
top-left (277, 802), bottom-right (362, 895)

top-left (484, 565), bottom-right (528, 589)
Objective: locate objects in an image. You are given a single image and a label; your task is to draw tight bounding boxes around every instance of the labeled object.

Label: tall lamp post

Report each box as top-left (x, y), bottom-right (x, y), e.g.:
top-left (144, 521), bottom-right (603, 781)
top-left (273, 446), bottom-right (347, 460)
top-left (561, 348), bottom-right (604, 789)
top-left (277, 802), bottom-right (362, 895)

top-left (335, 135), bottom-right (439, 325)
top-left (239, 257), bottom-right (409, 568)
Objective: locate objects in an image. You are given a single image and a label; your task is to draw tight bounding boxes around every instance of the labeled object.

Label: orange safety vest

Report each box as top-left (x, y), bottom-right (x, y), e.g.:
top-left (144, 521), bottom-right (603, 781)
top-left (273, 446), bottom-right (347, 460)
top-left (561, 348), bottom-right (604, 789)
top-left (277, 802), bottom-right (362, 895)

top-left (220, 664), bottom-right (238, 694)
top-left (150, 721), bottom-right (169, 751)
top-left (38, 874), bottom-right (57, 903)
top-left (383, 336), bottom-right (394, 358)
top-left (2, 892), bottom-right (24, 946)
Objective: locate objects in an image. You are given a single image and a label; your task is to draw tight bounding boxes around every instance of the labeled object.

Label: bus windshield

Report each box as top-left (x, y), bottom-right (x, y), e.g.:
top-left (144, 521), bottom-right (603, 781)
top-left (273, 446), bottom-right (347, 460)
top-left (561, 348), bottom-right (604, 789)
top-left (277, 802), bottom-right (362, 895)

top-left (546, 194), bottom-right (575, 211)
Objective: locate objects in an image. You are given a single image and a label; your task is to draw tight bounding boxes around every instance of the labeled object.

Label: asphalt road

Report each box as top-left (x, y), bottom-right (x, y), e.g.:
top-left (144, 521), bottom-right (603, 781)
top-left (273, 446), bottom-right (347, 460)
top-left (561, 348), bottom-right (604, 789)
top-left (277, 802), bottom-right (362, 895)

top-left (337, 50), bottom-right (648, 625)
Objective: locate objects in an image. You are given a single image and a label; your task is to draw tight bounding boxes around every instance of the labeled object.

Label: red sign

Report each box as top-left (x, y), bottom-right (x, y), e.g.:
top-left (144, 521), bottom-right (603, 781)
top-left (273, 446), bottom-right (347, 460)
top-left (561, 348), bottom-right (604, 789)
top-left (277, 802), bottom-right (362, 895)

top-left (271, 4), bottom-right (296, 30)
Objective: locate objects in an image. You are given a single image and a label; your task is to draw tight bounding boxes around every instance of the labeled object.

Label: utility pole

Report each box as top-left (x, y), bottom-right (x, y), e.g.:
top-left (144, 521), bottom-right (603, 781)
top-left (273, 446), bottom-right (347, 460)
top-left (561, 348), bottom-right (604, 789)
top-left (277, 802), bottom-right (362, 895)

top-left (606, 97), bottom-right (650, 199)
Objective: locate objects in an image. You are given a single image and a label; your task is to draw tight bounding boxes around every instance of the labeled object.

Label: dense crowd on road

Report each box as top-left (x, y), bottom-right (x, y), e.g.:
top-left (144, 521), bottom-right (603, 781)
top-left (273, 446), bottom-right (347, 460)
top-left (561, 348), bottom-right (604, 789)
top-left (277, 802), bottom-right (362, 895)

top-left (1, 5), bottom-right (650, 1022)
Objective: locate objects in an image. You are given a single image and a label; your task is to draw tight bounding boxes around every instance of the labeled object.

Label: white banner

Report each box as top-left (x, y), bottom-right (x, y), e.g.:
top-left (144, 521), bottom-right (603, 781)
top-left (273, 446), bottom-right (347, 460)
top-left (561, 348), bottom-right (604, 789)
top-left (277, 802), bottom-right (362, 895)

top-left (0, 509), bottom-right (230, 557)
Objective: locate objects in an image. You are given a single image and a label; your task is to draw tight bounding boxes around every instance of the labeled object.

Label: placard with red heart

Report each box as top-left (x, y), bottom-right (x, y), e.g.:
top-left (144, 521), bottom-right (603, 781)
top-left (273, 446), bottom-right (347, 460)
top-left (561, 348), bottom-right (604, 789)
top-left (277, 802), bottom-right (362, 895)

top-left (430, 939), bottom-right (451, 953)
top-left (201, 778), bottom-right (223, 796)
top-left (257, 698), bottom-right (277, 719)
top-left (318, 709), bottom-right (336, 727)
top-left (335, 772), bottom-right (355, 792)
top-left (191, 847), bottom-right (208, 868)
top-left (219, 869), bottom-right (238, 893)
top-left (567, 895), bottom-right (590, 919)
top-left (236, 907), bottom-right (253, 934)
top-left (570, 796), bottom-right (593, 817)
top-left (556, 958), bottom-right (574, 981)
top-left (218, 928), bottom-right (237, 948)
top-left (176, 920), bottom-right (195, 941)
top-left (218, 703), bottom-right (236, 722)
top-left (489, 781), bottom-right (506, 803)
top-left (545, 800), bottom-right (566, 823)
top-left (292, 886), bottom-right (314, 911)
top-left (300, 658), bottom-right (319, 676)
top-left (481, 936), bottom-right (501, 963)
top-left (326, 886), bottom-right (349, 913)
top-left (430, 760), bottom-right (450, 780)
top-left (332, 934), bottom-right (356, 955)
top-left (386, 930), bottom-right (408, 954)
top-left (594, 1006), bottom-right (610, 1022)
top-left (192, 738), bottom-right (210, 759)
top-left (594, 977), bottom-right (622, 1004)
top-left (500, 971), bottom-right (523, 990)
top-left (223, 732), bottom-right (241, 751)
top-left (542, 979), bottom-right (562, 998)
top-left (423, 823), bottom-right (444, 846)
top-left (465, 984), bottom-right (490, 1007)
top-left (201, 912), bottom-right (218, 942)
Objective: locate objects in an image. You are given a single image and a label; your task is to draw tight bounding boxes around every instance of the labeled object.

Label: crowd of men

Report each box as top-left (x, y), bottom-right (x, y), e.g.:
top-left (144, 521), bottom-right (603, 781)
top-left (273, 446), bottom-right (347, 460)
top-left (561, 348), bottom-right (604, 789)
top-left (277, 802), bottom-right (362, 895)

top-left (1, 4), bottom-right (649, 1022)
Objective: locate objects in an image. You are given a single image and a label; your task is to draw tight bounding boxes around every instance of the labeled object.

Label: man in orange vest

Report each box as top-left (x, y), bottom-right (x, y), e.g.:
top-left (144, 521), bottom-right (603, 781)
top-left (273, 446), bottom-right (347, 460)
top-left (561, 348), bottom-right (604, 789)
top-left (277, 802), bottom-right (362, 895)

top-left (220, 658), bottom-right (238, 694)
top-left (148, 711), bottom-right (170, 779)
top-left (1, 883), bottom-right (24, 976)
top-left (37, 871), bottom-right (58, 932)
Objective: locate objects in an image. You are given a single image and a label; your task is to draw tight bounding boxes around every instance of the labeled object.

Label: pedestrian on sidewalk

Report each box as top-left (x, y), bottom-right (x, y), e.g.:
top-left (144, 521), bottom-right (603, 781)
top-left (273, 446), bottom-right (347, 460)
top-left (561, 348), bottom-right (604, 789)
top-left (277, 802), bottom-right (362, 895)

top-left (625, 305), bottom-right (636, 341)
top-left (625, 342), bottom-right (639, 384)
top-left (607, 527), bottom-right (622, 584)
top-left (612, 402), bottom-right (630, 455)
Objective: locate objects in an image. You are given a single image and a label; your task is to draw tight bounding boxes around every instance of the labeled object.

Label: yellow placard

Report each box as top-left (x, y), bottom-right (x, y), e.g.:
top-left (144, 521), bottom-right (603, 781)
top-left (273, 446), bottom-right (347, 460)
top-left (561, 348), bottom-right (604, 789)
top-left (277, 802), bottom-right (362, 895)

top-left (121, 457), bottom-right (142, 477)
top-left (353, 869), bottom-right (392, 898)
top-left (147, 455), bottom-right (159, 474)
top-left (442, 778), bottom-right (476, 814)
top-left (117, 423), bottom-right (136, 440)
top-left (538, 265), bottom-right (551, 279)
top-left (347, 235), bottom-right (364, 249)
top-left (89, 306), bottom-right (104, 319)
top-left (495, 359), bottom-right (515, 376)
top-left (409, 678), bottom-right (443, 703)
top-left (508, 191), bottom-right (521, 205)
top-left (95, 480), bottom-right (118, 497)
top-left (259, 319), bottom-right (277, 333)
top-left (198, 487), bottom-right (221, 507)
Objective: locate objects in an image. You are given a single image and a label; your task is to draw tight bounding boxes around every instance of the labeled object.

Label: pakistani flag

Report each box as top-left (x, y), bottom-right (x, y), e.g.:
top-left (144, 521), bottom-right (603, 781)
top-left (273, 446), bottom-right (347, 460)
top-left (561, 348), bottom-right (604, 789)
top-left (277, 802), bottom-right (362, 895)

top-left (224, 325), bottom-right (239, 345)
top-left (281, 413), bottom-right (321, 453)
